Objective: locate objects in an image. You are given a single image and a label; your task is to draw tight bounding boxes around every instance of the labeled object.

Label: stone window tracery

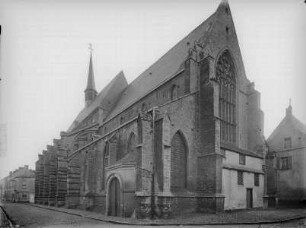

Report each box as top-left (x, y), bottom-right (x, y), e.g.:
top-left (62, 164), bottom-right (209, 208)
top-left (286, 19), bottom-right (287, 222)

top-left (216, 50), bottom-right (236, 144)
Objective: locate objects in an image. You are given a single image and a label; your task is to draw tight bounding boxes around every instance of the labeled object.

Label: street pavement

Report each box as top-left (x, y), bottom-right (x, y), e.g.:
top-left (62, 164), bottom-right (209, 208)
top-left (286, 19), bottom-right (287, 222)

top-left (1, 203), bottom-right (306, 228)
top-left (2, 203), bottom-right (107, 228)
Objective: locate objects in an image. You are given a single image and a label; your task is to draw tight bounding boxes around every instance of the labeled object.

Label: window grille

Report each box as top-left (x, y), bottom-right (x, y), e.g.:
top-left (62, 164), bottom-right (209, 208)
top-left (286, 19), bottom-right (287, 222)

top-left (237, 171), bottom-right (243, 185)
top-left (254, 173), bottom-right (259, 186)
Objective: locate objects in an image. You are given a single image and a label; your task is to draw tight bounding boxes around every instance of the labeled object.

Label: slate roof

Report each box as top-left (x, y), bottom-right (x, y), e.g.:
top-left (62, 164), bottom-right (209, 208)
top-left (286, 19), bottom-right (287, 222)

top-left (105, 12), bottom-right (218, 121)
top-left (68, 0), bottom-right (228, 131)
top-left (67, 71), bottom-right (128, 132)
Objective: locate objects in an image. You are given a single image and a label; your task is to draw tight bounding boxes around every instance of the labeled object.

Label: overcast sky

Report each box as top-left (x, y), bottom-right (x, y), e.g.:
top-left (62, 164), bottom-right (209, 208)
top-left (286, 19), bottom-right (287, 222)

top-left (0, 0), bottom-right (305, 178)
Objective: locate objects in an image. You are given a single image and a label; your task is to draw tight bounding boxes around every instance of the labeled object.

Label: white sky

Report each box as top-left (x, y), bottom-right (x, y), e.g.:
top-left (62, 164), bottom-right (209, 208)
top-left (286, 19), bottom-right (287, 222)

top-left (0, 0), bottom-right (305, 178)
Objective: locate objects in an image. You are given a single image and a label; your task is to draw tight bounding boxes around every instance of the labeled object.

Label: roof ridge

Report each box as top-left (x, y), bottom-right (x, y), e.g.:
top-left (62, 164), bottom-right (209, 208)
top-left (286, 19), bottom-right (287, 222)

top-left (123, 12), bottom-right (217, 90)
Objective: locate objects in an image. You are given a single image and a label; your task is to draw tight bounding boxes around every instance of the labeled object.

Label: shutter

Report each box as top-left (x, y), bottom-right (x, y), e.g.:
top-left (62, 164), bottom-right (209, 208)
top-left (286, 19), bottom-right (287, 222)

top-left (288, 156), bottom-right (292, 169)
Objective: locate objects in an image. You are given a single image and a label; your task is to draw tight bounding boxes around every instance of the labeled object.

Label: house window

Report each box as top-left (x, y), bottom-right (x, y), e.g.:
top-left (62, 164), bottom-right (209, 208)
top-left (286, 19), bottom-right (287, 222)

top-left (239, 154), bottom-right (246, 165)
top-left (280, 156), bottom-right (292, 170)
top-left (254, 173), bottom-right (259, 186)
top-left (237, 171), bottom-right (243, 185)
top-left (22, 183), bottom-right (27, 190)
top-left (284, 137), bottom-right (292, 149)
top-left (216, 50), bottom-right (236, 144)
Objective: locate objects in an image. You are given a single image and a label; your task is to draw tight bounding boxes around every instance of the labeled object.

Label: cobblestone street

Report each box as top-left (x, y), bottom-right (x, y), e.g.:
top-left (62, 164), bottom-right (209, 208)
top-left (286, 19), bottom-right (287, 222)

top-left (2, 203), bottom-right (107, 228)
top-left (1, 203), bottom-right (306, 228)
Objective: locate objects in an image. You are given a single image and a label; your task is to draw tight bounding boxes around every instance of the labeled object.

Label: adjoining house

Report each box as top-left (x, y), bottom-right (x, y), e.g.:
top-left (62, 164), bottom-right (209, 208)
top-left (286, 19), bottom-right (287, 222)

top-left (266, 104), bottom-right (306, 207)
top-left (1, 165), bottom-right (35, 203)
top-left (34, 0), bottom-right (266, 218)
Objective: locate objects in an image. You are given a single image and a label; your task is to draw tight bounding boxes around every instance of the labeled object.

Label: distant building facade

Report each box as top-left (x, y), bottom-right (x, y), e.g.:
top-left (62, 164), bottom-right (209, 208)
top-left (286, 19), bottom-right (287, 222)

top-left (266, 104), bottom-right (306, 206)
top-left (35, 1), bottom-right (266, 218)
top-left (2, 166), bottom-right (35, 203)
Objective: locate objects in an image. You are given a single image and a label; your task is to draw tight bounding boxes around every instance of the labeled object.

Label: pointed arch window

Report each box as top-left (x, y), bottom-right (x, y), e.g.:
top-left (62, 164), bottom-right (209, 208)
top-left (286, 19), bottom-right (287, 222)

top-left (102, 142), bottom-right (110, 191)
top-left (83, 151), bottom-right (88, 192)
top-left (170, 131), bottom-right (188, 192)
top-left (216, 50), bottom-right (236, 144)
top-left (127, 132), bottom-right (136, 155)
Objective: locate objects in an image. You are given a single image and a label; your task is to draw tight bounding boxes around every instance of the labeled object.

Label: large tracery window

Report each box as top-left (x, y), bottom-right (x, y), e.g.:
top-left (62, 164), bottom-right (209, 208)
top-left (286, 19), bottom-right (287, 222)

top-left (216, 50), bottom-right (236, 144)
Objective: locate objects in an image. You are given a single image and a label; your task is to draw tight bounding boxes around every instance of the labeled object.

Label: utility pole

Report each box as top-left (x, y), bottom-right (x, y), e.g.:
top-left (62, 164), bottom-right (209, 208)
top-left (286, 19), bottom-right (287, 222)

top-left (150, 106), bottom-right (156, 220)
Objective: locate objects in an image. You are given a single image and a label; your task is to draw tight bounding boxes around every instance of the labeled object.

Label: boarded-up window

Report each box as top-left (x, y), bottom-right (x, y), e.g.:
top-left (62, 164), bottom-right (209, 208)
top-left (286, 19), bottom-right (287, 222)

top-left (237, 171), bottom-right (243, 185)
top-left (254, 173), bottom-right (259, 186)
top-left (216, 50), bottom-right (236, 144)
top-left (171, 131), bottom-right (187, 192)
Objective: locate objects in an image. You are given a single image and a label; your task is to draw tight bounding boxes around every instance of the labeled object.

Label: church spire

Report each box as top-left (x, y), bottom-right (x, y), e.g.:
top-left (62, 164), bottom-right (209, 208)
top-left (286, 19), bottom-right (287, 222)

top-left (286, 98), bottom-right (292, 116)
top-left (84, 43), bottom-right (97, 108)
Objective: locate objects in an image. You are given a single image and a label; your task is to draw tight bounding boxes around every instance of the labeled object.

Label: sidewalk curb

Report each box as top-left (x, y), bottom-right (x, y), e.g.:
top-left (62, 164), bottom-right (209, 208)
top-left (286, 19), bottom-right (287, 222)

top-left (26, 203), bottom-right (306, 226)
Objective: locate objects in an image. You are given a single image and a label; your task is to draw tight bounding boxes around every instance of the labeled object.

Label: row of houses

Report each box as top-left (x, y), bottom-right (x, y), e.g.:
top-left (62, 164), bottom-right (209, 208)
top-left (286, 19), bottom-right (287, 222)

top-left (0, 165), bottom-right (35, 203)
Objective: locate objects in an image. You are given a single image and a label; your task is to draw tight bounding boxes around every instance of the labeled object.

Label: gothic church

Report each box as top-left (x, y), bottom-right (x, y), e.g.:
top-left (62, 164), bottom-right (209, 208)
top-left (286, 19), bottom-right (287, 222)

top-left (35, 0), bottom-right (266, 218)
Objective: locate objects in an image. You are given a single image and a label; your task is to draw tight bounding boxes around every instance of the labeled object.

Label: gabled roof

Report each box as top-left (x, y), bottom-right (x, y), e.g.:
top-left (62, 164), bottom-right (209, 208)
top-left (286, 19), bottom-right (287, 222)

top-left (267, 105), bottom-right (306, 142)
top-left (105, 9), bottom-right (221, 121)
top-left (68, 0), bottom-right (231, 130)
top-left (67, 71), bottom-right (128, 132)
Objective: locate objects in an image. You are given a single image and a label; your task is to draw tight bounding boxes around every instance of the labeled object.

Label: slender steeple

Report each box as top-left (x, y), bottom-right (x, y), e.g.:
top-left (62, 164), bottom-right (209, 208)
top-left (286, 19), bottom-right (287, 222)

top-left (286, 98), bottom-right (292, 116)
top-left (84, 43), bottom-right (97, 108)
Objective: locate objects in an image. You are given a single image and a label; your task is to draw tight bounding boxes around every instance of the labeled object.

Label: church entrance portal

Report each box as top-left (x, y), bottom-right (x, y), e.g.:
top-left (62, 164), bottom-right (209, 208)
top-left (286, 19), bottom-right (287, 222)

top-left (109, 177), bottom-right (120, 216)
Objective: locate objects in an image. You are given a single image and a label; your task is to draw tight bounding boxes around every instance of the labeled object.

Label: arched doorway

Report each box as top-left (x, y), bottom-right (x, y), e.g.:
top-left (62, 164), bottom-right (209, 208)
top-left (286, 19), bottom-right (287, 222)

top-left (109, 177), bottom-right (120, 216)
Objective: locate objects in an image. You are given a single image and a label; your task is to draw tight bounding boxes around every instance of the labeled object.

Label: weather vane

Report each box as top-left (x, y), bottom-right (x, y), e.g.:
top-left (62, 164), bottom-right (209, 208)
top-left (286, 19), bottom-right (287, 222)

top-left (88, 43), bottom-right (93, 53)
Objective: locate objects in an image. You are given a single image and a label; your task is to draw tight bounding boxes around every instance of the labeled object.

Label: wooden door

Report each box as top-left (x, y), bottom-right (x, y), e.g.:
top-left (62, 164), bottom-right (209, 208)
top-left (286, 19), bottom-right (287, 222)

top-left (109, 178), bottom-right (120, 216)
top-left (246, 188), bottom-right (253, 209)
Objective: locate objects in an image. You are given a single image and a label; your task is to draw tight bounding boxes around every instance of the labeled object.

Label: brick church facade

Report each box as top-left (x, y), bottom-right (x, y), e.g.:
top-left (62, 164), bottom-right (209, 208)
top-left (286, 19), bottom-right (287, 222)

top-left (35, 1), bottom-right (266, 218)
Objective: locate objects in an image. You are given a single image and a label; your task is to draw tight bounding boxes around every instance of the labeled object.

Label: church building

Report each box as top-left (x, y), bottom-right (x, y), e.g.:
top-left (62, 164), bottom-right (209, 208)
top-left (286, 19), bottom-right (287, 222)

top-left (35, 0), bottom-right (266, 218)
